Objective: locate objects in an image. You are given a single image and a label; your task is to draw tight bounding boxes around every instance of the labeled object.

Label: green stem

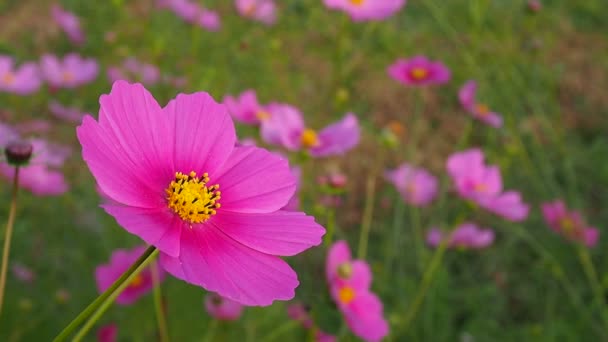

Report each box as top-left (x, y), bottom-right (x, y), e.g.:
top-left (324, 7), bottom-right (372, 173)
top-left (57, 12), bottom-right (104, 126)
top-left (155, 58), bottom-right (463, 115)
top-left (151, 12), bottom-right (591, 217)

top-left (577, 247), bottom-right (608, 328)
top-left (357, 176), bottom-right (377, 259)
top-left (72, 248), bottom-right (160, 342)
top-left (262, 320), bottom-right (299, 342)
top-left (53, 245), bottom-right (157, 342)
top-left (324, 208), bottom-right (336, 247)
top-left (152, 260), bottom-right (170, 342)
top-left (401, 238), bottom-right (447, 333)
top-left (0, 166), bottom-right (20, 319)
top-left (202, 319), bottom-right (218, 342)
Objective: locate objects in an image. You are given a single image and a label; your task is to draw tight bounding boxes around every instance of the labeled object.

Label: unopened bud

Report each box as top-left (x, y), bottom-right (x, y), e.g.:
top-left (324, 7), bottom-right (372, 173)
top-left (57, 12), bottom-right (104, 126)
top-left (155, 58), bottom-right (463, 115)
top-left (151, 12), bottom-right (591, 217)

top-left (5, 140), bottom-right (33, 166)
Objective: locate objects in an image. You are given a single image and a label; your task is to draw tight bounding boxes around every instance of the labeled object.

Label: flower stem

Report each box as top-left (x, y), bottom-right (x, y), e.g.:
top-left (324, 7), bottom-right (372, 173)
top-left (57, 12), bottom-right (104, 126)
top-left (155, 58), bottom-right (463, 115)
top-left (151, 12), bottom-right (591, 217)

top-left (152, 260), bottom-right (170, 342)
top-left (0, 166), bottom-right (20, 318)
top-left (53, 245), bottom-right (157, 342)
top-left (323, 208), bottom-right (336, 247)
top-left (72, 248), bottom-right (160, 342)
top-left (401, 239), bottom-right (447, 334)
top-left (357, 176), bottom-right (377, 259)
top-left (577, 247), bottom-right (608, 328)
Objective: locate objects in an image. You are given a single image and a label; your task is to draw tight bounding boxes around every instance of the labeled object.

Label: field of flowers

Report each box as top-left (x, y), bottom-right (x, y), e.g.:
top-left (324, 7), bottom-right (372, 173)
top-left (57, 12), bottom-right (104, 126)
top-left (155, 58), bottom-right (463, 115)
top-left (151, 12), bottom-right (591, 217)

top-left (0, 0), bottom-right (607, 341)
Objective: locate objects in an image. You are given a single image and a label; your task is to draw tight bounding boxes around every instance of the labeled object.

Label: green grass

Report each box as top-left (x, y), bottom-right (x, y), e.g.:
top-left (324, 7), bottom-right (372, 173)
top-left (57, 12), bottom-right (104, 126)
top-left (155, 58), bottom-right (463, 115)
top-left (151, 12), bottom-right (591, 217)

top-left (0, 0), bottom-right (607, 340)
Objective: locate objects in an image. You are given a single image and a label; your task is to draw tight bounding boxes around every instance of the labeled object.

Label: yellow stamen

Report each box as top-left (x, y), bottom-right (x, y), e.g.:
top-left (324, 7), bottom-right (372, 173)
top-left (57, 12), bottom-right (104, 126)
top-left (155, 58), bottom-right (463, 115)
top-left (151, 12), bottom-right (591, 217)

top-left (338, 286), bottom-right (355, 304)
top-left (245, 3), bottom-right (257, 15)
top-left (166, 171), bottom-right (221, 225)
top-left (475, 104), bottom-right (490, 116)
top-left (300, 128), bottom-right (320, 148)
top-left (349, 0), bottom-right (365, 5)
top-left (129, 273), bottom-right (144, 288)
top-left (474, 183), bottom-right (487, 192)
top-left (62, 71), bottom-right (75, 82)
top-left (2, 73), bottom-right (15, 85)
top-left (337, 262), bottom-right (352, 279)
top-left (255, 110), bottom-right (270, 121)
top-left (560, 218), bottom-right (575, 233)
top-left (410, 67), bottom-right (428, 81)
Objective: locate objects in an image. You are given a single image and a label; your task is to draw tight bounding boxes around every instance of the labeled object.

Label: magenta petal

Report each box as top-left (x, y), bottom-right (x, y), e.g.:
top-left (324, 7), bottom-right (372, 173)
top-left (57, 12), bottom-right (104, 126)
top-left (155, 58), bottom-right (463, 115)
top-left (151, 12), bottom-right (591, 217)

top-left (311, 113), bottom-right (360, 157)
top-left (160, 227), bottom-right (299, 306)
top-left (349, 261), bottom-right (372, 290)
top-left (213, 146), bottom-right (296, 213)
top-left (584, 228), bottom-right (600, 247)
top-left (102, 205), bottom-right (182, 257)
top-left (212, 211), bottom-right (324, 256)
top-left (164, 91), bottom-right (236, 176)
top-left (326, 240), bottom-right (352, 281)
top-left (459, 80), bottom-right (476, 109)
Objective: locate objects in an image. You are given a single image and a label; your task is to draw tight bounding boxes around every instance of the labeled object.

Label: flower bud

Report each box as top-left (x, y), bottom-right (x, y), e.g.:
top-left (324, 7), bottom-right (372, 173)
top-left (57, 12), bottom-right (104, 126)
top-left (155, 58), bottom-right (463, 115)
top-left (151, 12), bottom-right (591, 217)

top-left (5, 140), bottom-right (33, 166)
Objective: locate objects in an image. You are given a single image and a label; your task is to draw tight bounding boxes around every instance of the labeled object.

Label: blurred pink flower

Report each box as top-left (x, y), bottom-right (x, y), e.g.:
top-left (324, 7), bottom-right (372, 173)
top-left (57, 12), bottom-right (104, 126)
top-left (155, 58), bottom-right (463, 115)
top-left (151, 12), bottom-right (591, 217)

top-left (107, 58), bottom-right (161, 86)
top-left (287, 302), bottom-right (314, 329)
top-left (326, 241), bottom-right (389, 341)
top-left (12, 262), bottom-right (35, 283)
top-left (40, 54), bottom-right (98, 88)
top-left (387, 56), bottom-right (451, 86)
top-left (14, 120), bottom-right (52, 134)
top-left (196, 10), bottom-right (221, 31)
top-left (205, 293), bottom-right (244, 320)
top-left (51, 4), bottom-right (85, 45)
top-left (0, 56), bottom-right (41, 95)
top-left (385, 163), bottom-right (438, 206)
top-left (77, 81), bottom-right (325, 305)
top-left (95, 246), bottom-right (166, 305)
top-left (459, 80), bottom-right (502, 128)
top-left (324, 0), bottom-right (406, 22)
top-left (426, 223), bottom-right (495, 250)
top-left (97, 324), bottom-right (117, 342)
top-left (541, 200), bottom-right (599, 247)
top-left (261, 104), bottom-right (360, 157)
top-left (235, 0), bottom-right (277, 25)
top-left (446, 148), bottom-right (529, 221)
top-left (159, 0), bottom-right (221, 31)
top-left (49, 100), bottom-right (86, 123)
top-left (0, 129), bottom-right (70, 196)
top-left (223, 89), bottom-right (270, 125)
top-left (528, 0), bottom-right (542, 12)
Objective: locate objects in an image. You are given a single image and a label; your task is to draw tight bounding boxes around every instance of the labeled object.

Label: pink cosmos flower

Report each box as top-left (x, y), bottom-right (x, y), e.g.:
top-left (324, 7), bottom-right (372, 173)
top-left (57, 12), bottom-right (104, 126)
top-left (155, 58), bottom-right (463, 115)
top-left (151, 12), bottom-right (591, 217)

top-left (97, 324), bottom-right (117, 342)
top-left (323, 0), bottom-right (406, 22)
top-left (387, 56), bottom-right (451, 86)
top-left (0, 56), bottom-right (41, 95)
top-left (95, 246), bottom-right (166, 305)
top-left (326, 241), bottom-right (389, 341)
top-left (459, 80), bottom-right (503, 128)
top-left (159, 0), bottom-right (221, 31)
top-left (51, 4), bottom-right (85, 45)
top-left (287, 303), bottom-right (314, 329)
top-left (196, 9), bottom-right (221, 31)
top-left (223, 89), bottom-right (270, 125)
top-left (426, 223), bottom-right (495, 250)
top-left (107, 58), bottom-right (161, 86)
top-left (235, 0), bottom-right (277, 25)
top-left (541, 200), bottom-right (599, 247)
top-left (40, 54), bottom-right (98, 89)
top-left (12, 262), bottom-right (35, 283)
top-left (446, 148), bottom-right (529, 221)
top-left (14, 120), bottom-right (52, 134)
top-left (49, 100), bottom-right (86, 123)
top-left (261, 104), bottom-right (360, 157)
top-left (205, 293), bottom-right (244, 320)
top-left (0, 127), bottom-right (70, 196)
top-left (385, 163), bottom-right (438, 206)
top-left (77, 81), bottom-right (325, 305)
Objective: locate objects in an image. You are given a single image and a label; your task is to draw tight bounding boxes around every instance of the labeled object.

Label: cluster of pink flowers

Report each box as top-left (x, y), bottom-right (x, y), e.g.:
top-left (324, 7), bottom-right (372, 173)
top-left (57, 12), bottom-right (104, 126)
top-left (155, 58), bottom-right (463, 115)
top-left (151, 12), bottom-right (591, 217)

top-left (235, 0), bottom-right (277, 25)
top-left (324, 0), bottom-right (406, 22)
top-left (427, 223), bottom-right (495, 250)
top-left (326, 241), bottom-right (388, 341)
top-left (78, 81), bottom-right (325, 305)
top-left (541, 200), bottom-right (599, 247)
top-left (158, 0), bottom-right (221, 31)
top-left (447, 148), bottom-right (530, 221)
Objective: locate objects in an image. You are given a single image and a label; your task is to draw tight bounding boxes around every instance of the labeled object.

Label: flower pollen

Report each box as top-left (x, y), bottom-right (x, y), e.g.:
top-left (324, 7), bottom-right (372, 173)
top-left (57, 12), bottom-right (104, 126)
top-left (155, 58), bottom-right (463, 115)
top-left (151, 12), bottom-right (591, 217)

top-left (338, 286), bottom-right (355, 304)
top-left (349, 0), bottom-right (365, 5)
top-left (166, 171), bottom-right (221, 225)
top-left (410, 67), bottom-right (428, 81)
top-left (301, 128), bottom-right (320, 148)
top-left (475, 103), bottom-right (490, 116)
top-left (129, 273), bottom-right (145, 288)
top-left (2, 73), bottom-right (15, 85)
top-left (255, 110), bottom-right (271, 121)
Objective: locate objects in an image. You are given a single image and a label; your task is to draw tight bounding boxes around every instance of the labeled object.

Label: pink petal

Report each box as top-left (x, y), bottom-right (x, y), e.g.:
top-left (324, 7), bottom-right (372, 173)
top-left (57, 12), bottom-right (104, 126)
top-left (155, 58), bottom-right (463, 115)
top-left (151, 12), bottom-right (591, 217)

top-left (349, 260), bottom-right (372, 290)
top-left (212, 210), bottom-right (324, 256)
top-left (160, 227), bottom-right (299, 306)
top-left (164, 91), bottom-right (236, 176)
top-left (213, 146), bottom-right (296, 213)
top-left (326, 240), bottom-right (352, 282)
top-left (102, 205), bottom-right (183, 257)
top-left (311, 113), bottom-right (360, 157)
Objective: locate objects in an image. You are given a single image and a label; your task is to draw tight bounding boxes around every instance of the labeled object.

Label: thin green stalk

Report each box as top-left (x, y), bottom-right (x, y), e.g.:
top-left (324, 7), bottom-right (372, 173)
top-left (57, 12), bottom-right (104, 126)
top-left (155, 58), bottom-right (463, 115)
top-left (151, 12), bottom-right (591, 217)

top-left (261, 319), bottom-right (299, 342)
top-left (202, 319), bottom-right (218, 342)
top-left (324, 208), bottom-right (336, 247)
top-left (53, 245), bottom-right (157, 342)
top-left (385, 197), bottom-right (405, 270)
top-left (401, 239), bottom-right (448, 334)
top-left (72, 248), bottom-right (160, 342)
top-left (152, 261), bottom-right (170, 342)
top-left (0, 166), bottom-right (20, 318)
top-left (577, 247), bottom-right (608, 327)
top-left (357, 176), bottom-right (377, 259)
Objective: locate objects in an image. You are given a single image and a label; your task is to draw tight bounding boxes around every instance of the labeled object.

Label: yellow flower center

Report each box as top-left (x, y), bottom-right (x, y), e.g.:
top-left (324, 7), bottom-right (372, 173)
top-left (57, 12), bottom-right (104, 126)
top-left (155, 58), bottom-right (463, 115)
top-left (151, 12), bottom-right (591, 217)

top-left (475, 103), bottom-right (490, 116)
top-left (474, 183), bottom-right (487, 192)
top-left (63, 71), bottom-right (75, 82)
top-left (349, 0), bottom-right (365, 5)
top-left (338, 286), bottom-right (355, 304)
top-left (337, 262), bottom-right (352, 279)
top-left (255, 110), bottom-right (271, 121)
top-left (166, 171), bottom-right (221, 225)
top-left (129, 273), bottom-right (145, 288)
top-left (300, 128), bottom-right (320, 148)
top-left (410, 67), bottom-right (428, 81)
top-left (245, 2), bottom-right (257, 15)
top-left (559, 218), bottom-right (575, 232)
top-left (2, 72), bottom-right (15, 85)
